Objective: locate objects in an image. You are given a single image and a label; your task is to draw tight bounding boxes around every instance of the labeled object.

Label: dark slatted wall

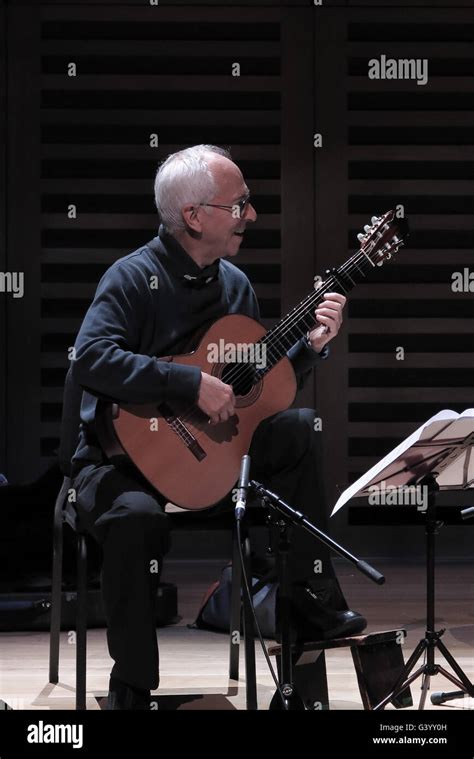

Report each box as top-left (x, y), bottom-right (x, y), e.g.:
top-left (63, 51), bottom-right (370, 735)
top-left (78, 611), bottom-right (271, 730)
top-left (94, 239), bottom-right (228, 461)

top-left (6, 2), bottom-right (471, 558)
top-left (6, 5), bottom-right (315, 481)
top-left (315, 7), bottom-right (474, 555)
top-left (0, 1), bottom-right (6, 472)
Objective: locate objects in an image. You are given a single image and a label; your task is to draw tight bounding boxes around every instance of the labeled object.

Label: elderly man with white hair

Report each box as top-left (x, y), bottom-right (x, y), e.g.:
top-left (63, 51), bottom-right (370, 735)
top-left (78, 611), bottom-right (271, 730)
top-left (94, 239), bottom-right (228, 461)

top-left (70, 144), bottom-right (366, 710)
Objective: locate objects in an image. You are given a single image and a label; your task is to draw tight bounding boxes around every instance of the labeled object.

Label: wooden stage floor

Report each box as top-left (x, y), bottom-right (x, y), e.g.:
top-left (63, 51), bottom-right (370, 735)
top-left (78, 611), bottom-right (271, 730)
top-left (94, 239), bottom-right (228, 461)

top-left (0, 560), bottom-right (473, 711)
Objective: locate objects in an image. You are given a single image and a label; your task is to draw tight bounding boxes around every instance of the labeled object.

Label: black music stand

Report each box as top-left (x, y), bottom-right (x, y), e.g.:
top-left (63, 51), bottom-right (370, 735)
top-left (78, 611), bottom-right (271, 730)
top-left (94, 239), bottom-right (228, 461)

top-left (430, 504), bottom-right (474, 707)
top-left (373, 473), bottom-right (474, 710)
top-left (333, 411), bottom-right (474, 710)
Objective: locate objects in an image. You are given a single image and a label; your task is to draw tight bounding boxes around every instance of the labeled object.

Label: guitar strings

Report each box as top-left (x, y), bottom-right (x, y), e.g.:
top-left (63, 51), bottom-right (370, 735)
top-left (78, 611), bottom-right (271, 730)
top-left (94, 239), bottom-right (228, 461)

top-left (174, 238), bottom-right (392, 431)
top-left (172, 241), bottom-right (383, 431)
top-left (212, 222), bottom-right (396, 393)
top-left (171, 219), bottom-right (400, 434)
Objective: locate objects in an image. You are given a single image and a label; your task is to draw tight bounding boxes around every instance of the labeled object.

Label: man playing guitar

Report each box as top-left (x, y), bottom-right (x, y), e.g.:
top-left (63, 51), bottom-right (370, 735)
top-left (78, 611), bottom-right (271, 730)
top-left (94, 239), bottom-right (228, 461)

top-left (70, 144), bottom-right (366, 710)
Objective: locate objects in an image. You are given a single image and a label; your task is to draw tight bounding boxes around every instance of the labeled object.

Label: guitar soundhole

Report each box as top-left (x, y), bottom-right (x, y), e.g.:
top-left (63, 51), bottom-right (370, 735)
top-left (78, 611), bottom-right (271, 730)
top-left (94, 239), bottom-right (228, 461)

top-left (221, 362), bottom-right (256, 397)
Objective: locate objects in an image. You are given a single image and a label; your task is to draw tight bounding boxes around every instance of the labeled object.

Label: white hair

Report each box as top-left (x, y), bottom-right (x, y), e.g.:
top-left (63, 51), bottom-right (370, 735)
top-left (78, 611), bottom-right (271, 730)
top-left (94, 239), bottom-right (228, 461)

top-left (154, 144), bottom-right (232, 233)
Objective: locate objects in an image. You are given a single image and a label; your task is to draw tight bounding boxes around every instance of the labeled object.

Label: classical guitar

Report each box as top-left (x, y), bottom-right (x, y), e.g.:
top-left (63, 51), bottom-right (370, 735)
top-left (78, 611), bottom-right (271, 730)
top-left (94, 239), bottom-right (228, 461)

top-left (96, 210), bottom-right (409, 510)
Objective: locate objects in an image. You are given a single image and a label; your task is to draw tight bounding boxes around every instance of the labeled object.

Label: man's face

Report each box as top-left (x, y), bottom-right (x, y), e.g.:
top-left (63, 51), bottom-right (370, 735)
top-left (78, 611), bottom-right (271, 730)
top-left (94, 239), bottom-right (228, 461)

top-left (197, 156), bottom-right (257, 259)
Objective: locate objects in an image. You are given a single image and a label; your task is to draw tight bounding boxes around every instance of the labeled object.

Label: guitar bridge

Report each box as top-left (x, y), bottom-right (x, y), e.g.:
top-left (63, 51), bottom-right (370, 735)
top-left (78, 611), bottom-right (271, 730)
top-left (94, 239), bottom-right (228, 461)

top-left (157, 402), bottom-right (207, 462)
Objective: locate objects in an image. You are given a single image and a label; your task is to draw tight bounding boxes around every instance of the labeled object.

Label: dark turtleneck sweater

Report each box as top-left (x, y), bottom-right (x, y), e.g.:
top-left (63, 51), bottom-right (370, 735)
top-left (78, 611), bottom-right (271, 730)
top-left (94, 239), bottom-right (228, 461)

top-left (70, 225), bottom-right (328, 470)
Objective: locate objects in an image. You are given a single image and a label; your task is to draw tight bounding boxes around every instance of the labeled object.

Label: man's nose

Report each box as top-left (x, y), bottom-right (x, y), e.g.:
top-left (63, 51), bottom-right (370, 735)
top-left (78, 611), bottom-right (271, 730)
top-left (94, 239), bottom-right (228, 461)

top-left (245, 202), bottom-right (257, 223)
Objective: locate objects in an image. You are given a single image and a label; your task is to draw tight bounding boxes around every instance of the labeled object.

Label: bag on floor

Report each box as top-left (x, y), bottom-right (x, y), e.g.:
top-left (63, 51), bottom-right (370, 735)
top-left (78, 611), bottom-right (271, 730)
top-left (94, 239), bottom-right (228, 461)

top-left (192, 557), bottom-right (278, 638)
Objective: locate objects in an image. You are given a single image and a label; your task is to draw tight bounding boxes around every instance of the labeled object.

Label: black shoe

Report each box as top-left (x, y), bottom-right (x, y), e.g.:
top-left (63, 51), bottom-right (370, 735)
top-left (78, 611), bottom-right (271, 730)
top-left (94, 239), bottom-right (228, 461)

top-left (276, 580), bottom-right (367, 643)
top-left (276, 608), bottom-right (367, 643)
top-left (308, 609), bottom-right (367, 641)
top-left (106, 676), bottom-right (150, 710)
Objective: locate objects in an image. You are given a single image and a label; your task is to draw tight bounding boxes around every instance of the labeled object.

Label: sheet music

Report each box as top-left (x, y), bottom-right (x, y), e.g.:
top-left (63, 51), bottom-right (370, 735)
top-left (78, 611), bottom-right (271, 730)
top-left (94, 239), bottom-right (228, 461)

top-left (330, 409), bottom-right (474, 516)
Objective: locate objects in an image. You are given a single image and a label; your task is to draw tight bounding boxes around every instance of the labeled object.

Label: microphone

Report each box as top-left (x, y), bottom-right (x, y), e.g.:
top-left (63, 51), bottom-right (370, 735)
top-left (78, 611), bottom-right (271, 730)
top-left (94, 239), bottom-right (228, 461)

top-left (235, 454), bottom-right (251, 521)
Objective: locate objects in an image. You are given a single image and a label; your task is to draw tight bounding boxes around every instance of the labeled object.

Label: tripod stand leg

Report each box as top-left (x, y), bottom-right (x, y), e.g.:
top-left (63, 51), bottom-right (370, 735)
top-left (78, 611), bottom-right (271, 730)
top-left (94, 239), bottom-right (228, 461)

top-left (229, 529), bottom-right (242, 682)
top-left (376, 664), bottom-right (427, 711)
top-left (418, 673), bottom-right (431, 710)
top-left (241, 532), bottom-right (258, 710)
top-left (436, 639), bottom-right (474, 696)
top-left (436, 666), bottom-right (473, 694)
top-left (373, 640), bottom-right (427, 710)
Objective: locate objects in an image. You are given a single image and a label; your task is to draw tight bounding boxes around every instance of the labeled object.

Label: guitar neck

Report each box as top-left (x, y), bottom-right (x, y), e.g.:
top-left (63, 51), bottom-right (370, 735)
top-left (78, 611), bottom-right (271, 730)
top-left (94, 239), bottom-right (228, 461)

top-left (255, 246), bottom-right (375, 378)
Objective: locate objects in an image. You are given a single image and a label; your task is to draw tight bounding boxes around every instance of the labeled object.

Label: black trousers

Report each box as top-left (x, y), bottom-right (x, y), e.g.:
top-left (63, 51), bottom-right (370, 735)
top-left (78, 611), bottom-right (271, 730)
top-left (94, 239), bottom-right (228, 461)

top-left (72, 408), bottom-right (346, 691)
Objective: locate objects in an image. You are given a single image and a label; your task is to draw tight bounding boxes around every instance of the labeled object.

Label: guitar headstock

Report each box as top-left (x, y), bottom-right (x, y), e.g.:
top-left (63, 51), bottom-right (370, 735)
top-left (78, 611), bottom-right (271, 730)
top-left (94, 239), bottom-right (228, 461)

top-left (357, 210), bottom-right (409, 268)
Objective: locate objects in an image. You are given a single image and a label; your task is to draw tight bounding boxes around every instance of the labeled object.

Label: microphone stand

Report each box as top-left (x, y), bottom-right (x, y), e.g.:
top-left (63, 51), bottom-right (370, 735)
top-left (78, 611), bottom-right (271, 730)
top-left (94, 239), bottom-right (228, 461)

top-left (234, 462), bottom-right (385, 710)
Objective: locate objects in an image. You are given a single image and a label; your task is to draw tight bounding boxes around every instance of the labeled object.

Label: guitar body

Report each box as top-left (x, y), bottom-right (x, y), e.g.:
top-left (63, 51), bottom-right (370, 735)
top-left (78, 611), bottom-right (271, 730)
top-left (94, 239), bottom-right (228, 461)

top-left (96, 314), bottom-right (298, 510)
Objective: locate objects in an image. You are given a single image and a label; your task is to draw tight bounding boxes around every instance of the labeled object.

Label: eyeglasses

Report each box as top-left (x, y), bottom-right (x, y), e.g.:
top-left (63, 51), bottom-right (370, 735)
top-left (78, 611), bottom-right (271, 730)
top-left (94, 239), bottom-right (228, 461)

top-left (199, 193), bottom-right (251, 218)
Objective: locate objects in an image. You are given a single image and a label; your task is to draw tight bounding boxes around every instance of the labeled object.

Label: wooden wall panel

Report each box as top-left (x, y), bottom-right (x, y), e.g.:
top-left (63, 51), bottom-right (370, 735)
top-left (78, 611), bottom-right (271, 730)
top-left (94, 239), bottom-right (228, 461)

top-left (281, 8), bottom-right (315, 410)
top-left (6, 6), bottom-right (42, 482)
top-left (5, 3), bottom-right (473, 562)
top-left (39, 6), bottom-right (283, 469)
top-left (0, 1), bottom-right (6, 474)
top-left (315, 7), bottom-right (474, 558)
top-left (6, 4), bottom-right (315, 480)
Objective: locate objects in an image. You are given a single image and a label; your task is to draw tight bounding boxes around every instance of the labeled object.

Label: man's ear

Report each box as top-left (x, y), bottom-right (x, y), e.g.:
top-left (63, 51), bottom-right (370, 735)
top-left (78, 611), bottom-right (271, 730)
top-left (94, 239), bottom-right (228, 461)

top-left (181, 203), bottom-right (202, 234)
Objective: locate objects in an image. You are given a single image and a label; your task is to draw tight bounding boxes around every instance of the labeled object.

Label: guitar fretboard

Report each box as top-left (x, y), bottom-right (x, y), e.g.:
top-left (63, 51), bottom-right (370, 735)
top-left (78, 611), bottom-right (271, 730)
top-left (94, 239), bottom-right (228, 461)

top-left (254, 246), bottom-right (376, 379)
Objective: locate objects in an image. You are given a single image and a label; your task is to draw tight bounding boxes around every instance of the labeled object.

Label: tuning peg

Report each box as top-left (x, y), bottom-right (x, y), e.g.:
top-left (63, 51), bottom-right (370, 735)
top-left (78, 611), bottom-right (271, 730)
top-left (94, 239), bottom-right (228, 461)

top-left (363, 224), bottom-right (371, 232)
top-left (357, 233), bottom-right (365, 242)
top-left (371, 216), bottom-right (379, 224)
